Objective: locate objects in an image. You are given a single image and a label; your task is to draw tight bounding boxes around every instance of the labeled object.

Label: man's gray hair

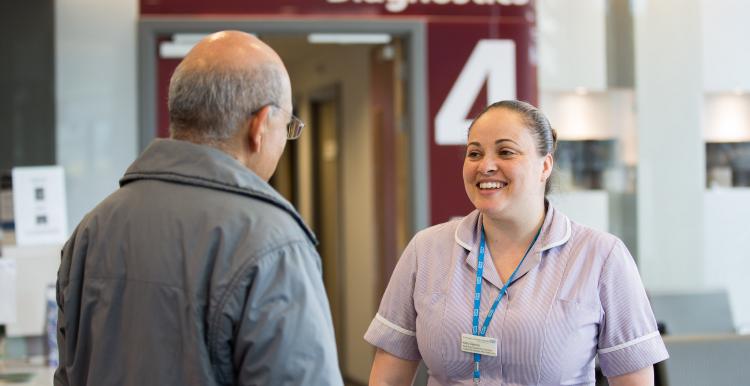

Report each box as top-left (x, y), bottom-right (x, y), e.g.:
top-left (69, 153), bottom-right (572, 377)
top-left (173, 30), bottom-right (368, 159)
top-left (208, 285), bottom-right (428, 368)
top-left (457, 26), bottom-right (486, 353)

top-left (168, 61), bottom-right (285, 143)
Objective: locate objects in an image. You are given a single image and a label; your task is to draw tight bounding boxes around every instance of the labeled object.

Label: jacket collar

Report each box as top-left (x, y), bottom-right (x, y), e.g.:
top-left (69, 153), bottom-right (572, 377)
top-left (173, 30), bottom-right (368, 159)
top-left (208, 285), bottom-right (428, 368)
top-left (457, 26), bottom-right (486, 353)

top-left (120, 139), bottom-right (317, 244)
top-left (454, 203), bottom-right (571, 289)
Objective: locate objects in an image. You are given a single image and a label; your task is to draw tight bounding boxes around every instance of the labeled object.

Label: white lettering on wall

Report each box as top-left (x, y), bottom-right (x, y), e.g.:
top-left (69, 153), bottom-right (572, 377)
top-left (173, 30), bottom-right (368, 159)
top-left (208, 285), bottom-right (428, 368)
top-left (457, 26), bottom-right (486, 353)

top-left (434, 39), bottom-right (516, 145)
top-left (326, 0), bottom-right (530, 14)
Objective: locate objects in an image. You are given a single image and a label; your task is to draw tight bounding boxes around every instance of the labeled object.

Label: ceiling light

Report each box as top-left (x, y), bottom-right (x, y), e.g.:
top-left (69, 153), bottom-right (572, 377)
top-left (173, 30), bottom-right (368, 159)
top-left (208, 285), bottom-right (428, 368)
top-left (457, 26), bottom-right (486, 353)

top-left (307, 33), bottom-right (392, 45)
top-left (159, 33), bottom-right (257, 59)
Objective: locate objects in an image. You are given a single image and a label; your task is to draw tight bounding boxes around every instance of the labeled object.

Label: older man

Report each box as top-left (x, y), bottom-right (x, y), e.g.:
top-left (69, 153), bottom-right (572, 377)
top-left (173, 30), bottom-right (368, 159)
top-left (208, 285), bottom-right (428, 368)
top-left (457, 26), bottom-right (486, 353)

top-left (55, 31), bottom-right (343, 386)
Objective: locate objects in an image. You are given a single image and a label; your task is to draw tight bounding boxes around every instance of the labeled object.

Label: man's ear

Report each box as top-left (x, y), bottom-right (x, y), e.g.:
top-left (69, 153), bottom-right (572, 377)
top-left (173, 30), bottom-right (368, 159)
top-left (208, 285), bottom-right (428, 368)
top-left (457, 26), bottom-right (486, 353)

top-left (248, 105), bottom-right (272, 153)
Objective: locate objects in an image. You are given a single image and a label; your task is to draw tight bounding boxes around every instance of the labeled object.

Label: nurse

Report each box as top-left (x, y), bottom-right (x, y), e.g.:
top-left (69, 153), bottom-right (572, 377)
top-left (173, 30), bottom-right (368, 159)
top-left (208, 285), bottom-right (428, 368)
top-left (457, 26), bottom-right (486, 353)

top-left (365, 100), bottom-right (668, 385)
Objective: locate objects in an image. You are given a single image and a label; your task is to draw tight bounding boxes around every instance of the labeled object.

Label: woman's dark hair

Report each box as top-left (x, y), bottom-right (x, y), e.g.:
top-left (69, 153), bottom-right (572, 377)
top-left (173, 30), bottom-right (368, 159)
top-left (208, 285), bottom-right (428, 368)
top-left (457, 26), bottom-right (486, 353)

top-left (468, 100), bottom-right (558, 195)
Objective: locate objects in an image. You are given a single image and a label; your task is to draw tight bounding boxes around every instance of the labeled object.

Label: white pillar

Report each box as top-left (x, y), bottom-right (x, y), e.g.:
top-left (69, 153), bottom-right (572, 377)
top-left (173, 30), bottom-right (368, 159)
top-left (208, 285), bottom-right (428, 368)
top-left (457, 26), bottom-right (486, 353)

top-left (56, 0), bottom-right (139, 231)
top-left (634, 0), bottom-right (705, 290)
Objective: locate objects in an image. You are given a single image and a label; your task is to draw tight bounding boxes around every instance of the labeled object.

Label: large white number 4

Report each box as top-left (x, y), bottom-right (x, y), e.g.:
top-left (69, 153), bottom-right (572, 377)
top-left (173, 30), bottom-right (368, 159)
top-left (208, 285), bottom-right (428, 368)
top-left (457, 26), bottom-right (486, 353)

top-left (434, 39), bottom-right (516, 145)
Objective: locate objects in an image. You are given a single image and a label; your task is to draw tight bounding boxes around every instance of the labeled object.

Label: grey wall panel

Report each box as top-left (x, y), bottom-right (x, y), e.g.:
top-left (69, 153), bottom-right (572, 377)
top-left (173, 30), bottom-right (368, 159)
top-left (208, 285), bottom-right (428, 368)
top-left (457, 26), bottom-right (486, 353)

top-left (0, 0), bottom-right (56, 171)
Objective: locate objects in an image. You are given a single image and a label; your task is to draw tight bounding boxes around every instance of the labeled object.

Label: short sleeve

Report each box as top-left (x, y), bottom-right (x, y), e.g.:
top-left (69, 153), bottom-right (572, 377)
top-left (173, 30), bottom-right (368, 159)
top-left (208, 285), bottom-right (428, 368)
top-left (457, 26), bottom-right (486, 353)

top-left (364, 237), bottom-right (421, 361)
top-left (597, 240), bottom-right (669, 377)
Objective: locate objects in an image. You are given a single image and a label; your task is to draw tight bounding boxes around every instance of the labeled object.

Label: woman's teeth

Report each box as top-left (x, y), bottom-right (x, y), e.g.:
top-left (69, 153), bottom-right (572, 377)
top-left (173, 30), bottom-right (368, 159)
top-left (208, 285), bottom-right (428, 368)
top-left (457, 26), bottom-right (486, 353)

top-left (478, 181), bottom-right (504, 189)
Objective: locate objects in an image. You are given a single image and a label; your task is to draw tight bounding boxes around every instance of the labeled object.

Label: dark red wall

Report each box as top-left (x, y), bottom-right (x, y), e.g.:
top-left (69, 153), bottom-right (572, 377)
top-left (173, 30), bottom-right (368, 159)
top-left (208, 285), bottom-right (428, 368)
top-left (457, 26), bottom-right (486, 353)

top-left (427, 20), bottom-right (536, 223)
top-left (140, 0), bottom-right (530, 17)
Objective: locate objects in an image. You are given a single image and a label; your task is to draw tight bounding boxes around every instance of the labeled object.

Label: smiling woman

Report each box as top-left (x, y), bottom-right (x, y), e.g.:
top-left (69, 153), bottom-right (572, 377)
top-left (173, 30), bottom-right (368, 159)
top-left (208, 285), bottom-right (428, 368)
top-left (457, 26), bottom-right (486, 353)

top-left (365, 100), bottom-right (669, 386)
top-left (462, 101), bottom-right (554, 223)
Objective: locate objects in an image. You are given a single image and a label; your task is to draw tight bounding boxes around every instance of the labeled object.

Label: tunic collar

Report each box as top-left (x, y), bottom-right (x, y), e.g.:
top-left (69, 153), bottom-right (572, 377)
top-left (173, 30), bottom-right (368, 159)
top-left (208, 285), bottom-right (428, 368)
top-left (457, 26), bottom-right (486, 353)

top-left (454, 203), bottom-right (571, 289)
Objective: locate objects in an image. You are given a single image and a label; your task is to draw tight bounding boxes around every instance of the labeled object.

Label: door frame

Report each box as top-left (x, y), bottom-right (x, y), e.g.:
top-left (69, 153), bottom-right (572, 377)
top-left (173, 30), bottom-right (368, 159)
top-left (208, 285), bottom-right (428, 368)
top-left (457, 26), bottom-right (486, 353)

top-left (138, 18), bottom-right (430, 232)
top-left (308, 83), bottom-right (345, 366)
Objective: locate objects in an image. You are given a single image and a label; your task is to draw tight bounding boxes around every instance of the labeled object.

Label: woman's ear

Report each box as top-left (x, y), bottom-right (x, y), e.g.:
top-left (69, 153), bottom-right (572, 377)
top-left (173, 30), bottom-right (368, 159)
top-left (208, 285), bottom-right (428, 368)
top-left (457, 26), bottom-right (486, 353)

top-left (542, 153), bottom-right (554, 182)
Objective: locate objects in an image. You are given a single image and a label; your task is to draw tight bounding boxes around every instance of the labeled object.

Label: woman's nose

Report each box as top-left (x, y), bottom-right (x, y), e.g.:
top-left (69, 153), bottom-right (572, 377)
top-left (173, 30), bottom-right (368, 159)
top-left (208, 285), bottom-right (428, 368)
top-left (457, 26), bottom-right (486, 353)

top-left (478, 156), bottom-right (497, 174)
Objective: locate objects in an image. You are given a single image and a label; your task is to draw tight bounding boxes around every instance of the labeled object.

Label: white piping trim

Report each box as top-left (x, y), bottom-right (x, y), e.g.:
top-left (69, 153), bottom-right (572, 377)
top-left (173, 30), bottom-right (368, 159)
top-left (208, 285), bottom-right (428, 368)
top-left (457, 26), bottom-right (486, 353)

top-left (454, 216), bottom-right (474, 251)
top-left (454, 211), bottom-right (571, 252)
top-left (375, 313), bottom-right (416, 337)
top-left (597, 331), bottom-right (661, 354)
top-left (541, 216), bottom-right (571, 251)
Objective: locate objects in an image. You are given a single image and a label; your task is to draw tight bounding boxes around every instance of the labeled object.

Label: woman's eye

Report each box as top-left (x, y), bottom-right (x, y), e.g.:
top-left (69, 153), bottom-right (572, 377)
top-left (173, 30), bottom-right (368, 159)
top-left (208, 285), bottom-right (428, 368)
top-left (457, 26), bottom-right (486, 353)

top-left (499, 149), bottom-right (516, 156)
top-left (467, 150), bottom-right (481, 158)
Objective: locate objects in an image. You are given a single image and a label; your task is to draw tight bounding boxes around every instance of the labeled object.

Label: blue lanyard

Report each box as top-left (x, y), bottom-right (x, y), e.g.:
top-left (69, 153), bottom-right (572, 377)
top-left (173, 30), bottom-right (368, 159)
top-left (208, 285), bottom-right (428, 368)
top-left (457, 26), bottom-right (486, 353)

top-left (471, 224), bottom-right (542, 384)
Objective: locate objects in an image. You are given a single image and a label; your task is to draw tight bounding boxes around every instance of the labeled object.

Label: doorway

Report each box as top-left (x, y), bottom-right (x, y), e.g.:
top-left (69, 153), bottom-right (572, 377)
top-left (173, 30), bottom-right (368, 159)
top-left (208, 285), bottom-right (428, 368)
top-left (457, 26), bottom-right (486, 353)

top-left (267, 35), bottom-right (412, 383)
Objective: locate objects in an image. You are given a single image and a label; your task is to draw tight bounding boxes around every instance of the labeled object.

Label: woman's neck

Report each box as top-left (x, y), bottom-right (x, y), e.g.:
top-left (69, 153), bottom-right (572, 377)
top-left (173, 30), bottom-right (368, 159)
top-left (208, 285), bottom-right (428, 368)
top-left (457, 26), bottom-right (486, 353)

top-left (481, 201), bottom-right (546, 251)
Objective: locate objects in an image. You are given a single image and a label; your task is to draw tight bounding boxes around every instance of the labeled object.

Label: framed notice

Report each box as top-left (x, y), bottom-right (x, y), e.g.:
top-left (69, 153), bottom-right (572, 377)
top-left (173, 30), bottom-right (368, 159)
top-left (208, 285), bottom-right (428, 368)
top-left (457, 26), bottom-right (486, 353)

top-left (12, 166), bottom-right (68, 246)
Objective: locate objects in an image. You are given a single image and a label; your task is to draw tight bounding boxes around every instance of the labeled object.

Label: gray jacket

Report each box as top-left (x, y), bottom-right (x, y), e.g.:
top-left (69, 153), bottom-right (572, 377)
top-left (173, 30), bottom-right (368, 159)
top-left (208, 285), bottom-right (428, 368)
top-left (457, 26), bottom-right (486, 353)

top-left (55, 139), bottom-right (343, 386)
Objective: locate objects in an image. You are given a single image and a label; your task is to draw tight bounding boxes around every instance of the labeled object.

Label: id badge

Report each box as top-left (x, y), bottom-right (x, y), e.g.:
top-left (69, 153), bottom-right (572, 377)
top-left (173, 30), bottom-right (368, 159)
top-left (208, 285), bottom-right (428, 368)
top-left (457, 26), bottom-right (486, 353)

top-left (460, 333), bottom-right (497, 357)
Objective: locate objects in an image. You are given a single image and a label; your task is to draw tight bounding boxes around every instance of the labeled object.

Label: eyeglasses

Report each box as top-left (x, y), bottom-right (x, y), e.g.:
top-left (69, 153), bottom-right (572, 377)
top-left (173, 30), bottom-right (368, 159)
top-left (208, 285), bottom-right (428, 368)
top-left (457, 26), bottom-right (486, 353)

top-left (252, 104), bottom-right (304, 140)
top-left (274, 105), bottom-right (305, 140)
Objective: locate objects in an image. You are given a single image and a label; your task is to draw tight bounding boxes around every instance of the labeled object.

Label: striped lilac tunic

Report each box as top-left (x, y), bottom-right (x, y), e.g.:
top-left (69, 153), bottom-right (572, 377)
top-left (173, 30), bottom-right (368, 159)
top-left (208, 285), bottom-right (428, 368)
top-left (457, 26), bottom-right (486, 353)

top-left (365, 206), bottom-right (668, 385)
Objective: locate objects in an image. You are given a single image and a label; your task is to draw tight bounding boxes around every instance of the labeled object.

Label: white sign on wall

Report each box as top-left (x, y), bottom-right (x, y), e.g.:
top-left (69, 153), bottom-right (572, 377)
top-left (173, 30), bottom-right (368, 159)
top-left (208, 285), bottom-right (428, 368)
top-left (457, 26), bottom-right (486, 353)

top-left (12, 166), bottom-right (68, 246)
top-left (435, 39), bottom-right (517, 145)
